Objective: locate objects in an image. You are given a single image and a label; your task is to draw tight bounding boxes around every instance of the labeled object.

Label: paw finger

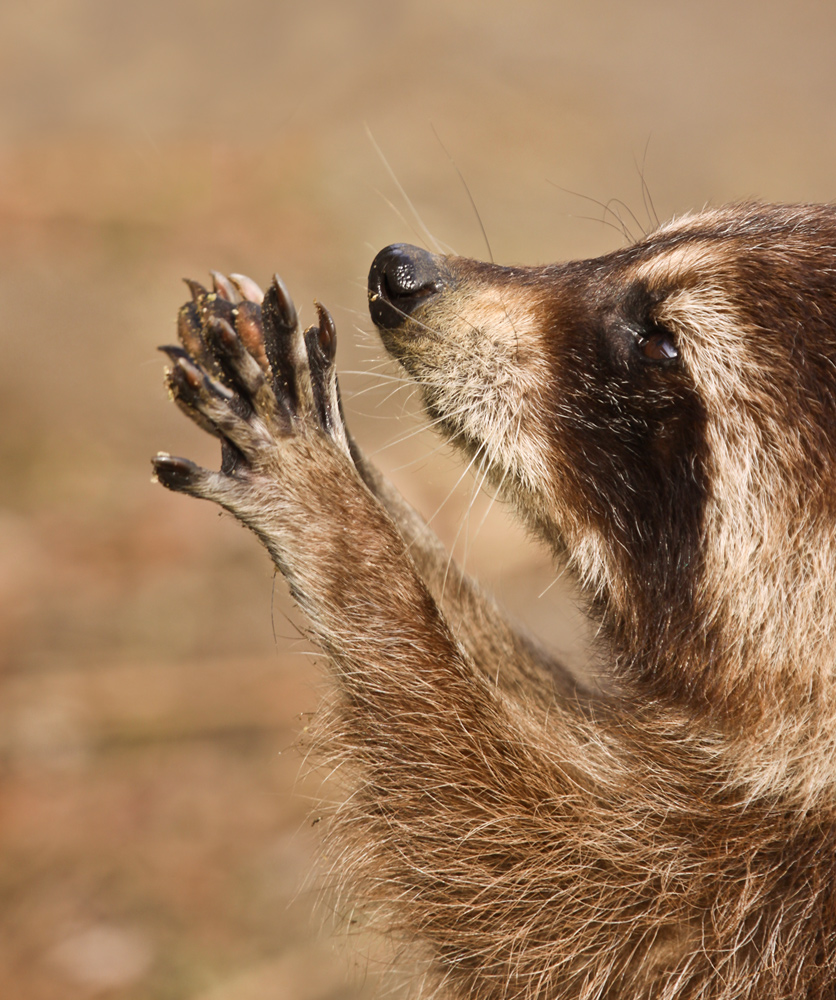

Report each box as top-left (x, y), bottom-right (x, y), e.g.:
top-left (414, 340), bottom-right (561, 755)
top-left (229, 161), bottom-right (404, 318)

top-left (181, 279), bottom-right (241, 386)
top-left (152, 453), bottom-right (237, 504)
top-left (177, 299), bottom-right (219, 378)
top-left (205, 317), bottom-right (265, 396)
top-left (160, 346), bottom-right (224, 439)
top-left (167, 357), bottom-right (272, 459)
top-left (305, 303), bottom-right (349, 454)
top-left (153, 453), bottom-right (207, 493)
top-left (262, 275), bottom-right (315, 417)
top-left (205, 316), bottom-right (289, 428)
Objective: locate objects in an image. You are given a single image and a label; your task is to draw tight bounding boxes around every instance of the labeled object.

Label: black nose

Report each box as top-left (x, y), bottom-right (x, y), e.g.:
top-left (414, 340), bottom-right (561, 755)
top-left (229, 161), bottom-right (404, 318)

top-left (368, 244), bottom-right (445, 329)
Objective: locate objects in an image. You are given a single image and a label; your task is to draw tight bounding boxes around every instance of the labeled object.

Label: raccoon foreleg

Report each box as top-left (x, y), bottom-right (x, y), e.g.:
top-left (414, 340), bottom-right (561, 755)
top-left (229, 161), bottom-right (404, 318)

top-left (153, 273), bottom-right (477, 697)
top-left (151, 272), bottom-right (644, 999)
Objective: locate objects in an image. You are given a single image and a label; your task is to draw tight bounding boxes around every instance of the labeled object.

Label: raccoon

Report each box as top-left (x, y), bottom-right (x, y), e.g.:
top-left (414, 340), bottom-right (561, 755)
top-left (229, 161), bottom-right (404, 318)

top-left (153, 202), bottom-right (836, 999)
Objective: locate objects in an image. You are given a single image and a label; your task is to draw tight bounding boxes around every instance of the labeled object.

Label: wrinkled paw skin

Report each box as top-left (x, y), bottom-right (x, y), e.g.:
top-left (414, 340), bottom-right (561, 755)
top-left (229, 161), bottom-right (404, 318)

top-left (152, 271), bottom-right (351, 503)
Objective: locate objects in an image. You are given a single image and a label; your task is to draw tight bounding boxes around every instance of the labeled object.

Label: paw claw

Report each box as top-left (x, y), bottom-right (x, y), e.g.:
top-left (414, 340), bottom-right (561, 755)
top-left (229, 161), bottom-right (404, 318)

top-left (205, 316), bottom-right (272, 405)
top-left (177, 356), bottom-right (205, 391)
top-left (152, 453), bottom-right (204, 492)
top-left (210, 271), bottom-right (240, 303)
top-left (229, 273), bottom-right (264, 303)
top-left (261, 276), bottom-right (306, 410)
top-left (268, 273), bottom-right (299, 331)
top-left (314, 301), bottom-right (338, 362)
top-left (234, 301), bottom-right (270, 370)
top-left (183, 278), bottom-right (209, 304)
top-left (158, 344), bottom-right (190, 364)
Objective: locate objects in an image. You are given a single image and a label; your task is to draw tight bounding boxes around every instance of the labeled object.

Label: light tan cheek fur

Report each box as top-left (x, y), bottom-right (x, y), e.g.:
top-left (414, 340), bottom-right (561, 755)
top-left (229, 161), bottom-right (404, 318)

top-left (406, 282), bottom-right (633, 620)
top-left (406, 289), bottom-right (556, 494)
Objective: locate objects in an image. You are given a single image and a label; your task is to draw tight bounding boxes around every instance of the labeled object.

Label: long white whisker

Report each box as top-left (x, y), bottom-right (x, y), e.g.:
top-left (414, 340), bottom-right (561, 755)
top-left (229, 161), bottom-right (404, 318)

top-left (342, 382), bottom-right (414, 405)
top-left (469, 411), bottom-right (522, 547)
top-left (459, 408), bottom-right (521, 575)
top-left (438, 440), bottom-right (494, 605)
top-left (388, 432), bottom-right (455, 473)
top-left (375, 381), bottom-right (420, 408)
top-left (370, 185), bottom-right (433, 251)
top-left (537, 563), bottom-right (569, 601)
top-left (368, 397), bottom-right (478, 454)
top-left (430, 123), bottom-right (493, 263)
top-left (339, 371), bottom-right (411, 382)
top-left (365, 125), bottom-right (444, 254)
top-left (450, 446), bottom-right (496, 588)
top-left (424, 437), bottom-right (491, 532)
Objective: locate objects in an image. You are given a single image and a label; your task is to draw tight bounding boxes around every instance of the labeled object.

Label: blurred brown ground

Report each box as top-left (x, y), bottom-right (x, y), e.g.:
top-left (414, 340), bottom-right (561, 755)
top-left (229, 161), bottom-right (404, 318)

top-left (4, 1), bottom-right (836, 997)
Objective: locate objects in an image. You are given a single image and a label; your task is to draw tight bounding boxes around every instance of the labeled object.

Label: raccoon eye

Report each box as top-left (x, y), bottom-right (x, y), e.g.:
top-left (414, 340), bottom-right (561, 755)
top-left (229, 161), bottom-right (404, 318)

top-left (634, 329), bottom-right (678, 362)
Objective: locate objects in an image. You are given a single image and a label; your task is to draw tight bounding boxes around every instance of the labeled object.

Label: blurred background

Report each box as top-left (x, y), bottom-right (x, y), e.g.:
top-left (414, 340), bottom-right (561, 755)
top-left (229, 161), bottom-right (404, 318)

top-left (4, 1), bottom-right (836, 997)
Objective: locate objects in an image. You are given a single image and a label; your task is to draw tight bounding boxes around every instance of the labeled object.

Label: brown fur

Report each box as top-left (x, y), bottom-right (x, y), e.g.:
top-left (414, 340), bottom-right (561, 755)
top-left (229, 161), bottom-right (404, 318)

top-left (153, 202), bottom-right (836, 999)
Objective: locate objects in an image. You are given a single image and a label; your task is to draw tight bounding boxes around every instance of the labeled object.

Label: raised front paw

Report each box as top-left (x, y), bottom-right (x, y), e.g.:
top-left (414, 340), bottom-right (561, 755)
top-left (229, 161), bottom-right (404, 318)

top-left (153, 271), bottom-right (351, 499)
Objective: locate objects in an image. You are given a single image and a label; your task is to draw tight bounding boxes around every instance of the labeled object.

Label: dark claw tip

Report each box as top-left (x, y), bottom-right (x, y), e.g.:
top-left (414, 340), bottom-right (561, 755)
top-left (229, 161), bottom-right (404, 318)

top-left (268, 273), bottom-right (299, 331)
top-left (314, 301), bottom-right (337, 361)
top-left (158, 344), bottom-right (190, 363)
top-left (152, 453), bottom-right (201, 491)
top-left (183, 278), bottom-right (208, 304)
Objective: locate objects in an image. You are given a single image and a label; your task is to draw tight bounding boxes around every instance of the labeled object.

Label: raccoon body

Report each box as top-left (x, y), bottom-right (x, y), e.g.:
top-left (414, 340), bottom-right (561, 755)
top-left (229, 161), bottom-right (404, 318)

top-left (154, 203), bottom-right (836, 999)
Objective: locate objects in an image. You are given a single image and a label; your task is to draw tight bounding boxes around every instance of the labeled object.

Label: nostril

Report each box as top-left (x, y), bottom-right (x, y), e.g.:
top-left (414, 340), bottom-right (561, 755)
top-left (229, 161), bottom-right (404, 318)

top-left (368, 244), bottom-right (445, 329)
top-left (381, 254), bottom-right (438, 302)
